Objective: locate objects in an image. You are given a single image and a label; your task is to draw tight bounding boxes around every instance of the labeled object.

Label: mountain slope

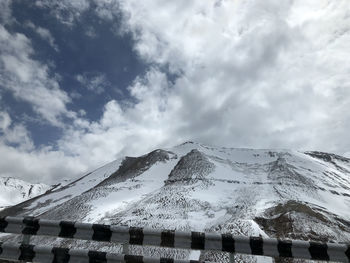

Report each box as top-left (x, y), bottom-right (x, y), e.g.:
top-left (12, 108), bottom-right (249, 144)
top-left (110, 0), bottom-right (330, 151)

top-left (1, 142), bottom-right (350, 261)
top-left (0, 177), bottom-right (50, 210)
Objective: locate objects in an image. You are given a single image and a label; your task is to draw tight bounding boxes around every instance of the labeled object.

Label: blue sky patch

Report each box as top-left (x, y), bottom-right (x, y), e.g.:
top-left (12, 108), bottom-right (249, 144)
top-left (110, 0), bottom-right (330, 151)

top-left (4, 0), bottom-right (147, 146)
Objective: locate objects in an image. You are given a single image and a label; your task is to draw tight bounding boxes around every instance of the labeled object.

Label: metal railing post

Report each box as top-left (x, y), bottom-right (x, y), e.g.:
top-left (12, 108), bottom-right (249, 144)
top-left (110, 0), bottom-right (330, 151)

top-left (122, 243), bottom-right (129, 254)
top-left (21, 234), bottom-right (31, 245)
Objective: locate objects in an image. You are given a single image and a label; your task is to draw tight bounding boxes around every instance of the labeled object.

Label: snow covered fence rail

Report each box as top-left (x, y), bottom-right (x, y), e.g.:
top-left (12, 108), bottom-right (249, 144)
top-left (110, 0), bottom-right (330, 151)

top-left (0, 216), bottom-right (349, 262)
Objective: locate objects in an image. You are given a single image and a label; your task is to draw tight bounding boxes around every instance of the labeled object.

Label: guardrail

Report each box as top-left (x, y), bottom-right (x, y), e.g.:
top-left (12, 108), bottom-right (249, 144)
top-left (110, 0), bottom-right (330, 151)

top-left (0, 216), bottom-right (349, 262)
top-left (0, 242), bottom-right (199, 263)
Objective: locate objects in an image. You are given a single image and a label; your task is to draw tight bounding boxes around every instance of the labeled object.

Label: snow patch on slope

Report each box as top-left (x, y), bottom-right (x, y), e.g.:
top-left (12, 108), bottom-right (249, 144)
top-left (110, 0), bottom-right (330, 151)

top-left (87, 157), bottom-right (179, 223)
top-left (0, 177), bottom-right (50, 209)
top-left (26, 159), bottom-right (123, 216)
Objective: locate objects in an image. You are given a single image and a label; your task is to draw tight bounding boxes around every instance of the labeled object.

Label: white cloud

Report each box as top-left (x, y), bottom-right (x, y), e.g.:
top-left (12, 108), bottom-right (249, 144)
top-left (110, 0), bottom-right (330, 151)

top-left (58, 69), bottom-right (176, 165)
top-left (0, 25), bottom-right (73, 126)
top-left (0, 111), bottom-right (11, 130)
top-left (2, 124), bottom-right (34, 151)
top-left (76, 72), bottom-right (109, 94)
top-left (0, 142), bottom-right (88, 183)
top-left (25, 21), bottom-right (59, 51)
top-left (83, 0), bottom-right (350, 154)
top-left (2, 0), bottom-right (350, 184)
top-left (0, 0), bottom-right (13, 25)
top-left (0, 2), bottom-right (94, 183)
top-left (0, 111), bottom-right (89, 183)
top-left (0, 111), bottom-right (33, 151)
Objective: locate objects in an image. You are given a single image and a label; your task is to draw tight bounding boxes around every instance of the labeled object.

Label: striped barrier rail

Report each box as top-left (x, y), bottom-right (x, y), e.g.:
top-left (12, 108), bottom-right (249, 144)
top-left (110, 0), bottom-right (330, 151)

top-left (0, 216), bottom-right (349, 262)
top-left (0, 242), bottom-right (200, 263)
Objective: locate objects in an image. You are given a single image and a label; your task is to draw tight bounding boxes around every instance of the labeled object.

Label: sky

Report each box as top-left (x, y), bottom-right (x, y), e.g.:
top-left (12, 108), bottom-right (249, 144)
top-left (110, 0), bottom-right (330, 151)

top-left (0, 0), bottom-right (350, 184)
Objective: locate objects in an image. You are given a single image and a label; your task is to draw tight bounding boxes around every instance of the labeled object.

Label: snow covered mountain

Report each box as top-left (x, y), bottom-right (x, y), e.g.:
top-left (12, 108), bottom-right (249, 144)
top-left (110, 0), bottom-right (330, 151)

top-left (0, 177), bottom-right (50, 210)
top-left (1, 142), bottom-right (350, 262)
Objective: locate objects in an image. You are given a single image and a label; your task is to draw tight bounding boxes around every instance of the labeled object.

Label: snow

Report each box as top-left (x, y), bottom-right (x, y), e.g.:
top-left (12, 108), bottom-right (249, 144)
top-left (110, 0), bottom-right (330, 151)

top-left (26, 159), bottom-right (123, 216)
top-left (189, 250), bottom-right (200, 260)
top-left (172, 142), bottom-right (285, 165)
top-left (187, 209), bottom-right (227, 231)
top-left (86, 157), bottom-right (179, 222)
top-left (249, 220), bottom-right (268, 237)
top-left (0, 177), bottom-right (50, 209)
top-left (256, 256), bottom-right (273, 263)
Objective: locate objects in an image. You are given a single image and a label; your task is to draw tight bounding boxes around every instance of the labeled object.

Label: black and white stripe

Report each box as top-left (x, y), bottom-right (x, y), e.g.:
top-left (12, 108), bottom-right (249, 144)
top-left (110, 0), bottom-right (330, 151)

top-left (0, 216), bottom-right (349, 262)
top-left (59, 221), bottom-right (76, 238)
top-left (0, 242), bottom-right (201, 263)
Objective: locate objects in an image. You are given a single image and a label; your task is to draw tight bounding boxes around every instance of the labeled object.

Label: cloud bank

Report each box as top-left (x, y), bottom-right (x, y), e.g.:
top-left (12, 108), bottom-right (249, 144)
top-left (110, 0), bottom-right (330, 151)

top-left (1, 0), bottom-right (350, 183)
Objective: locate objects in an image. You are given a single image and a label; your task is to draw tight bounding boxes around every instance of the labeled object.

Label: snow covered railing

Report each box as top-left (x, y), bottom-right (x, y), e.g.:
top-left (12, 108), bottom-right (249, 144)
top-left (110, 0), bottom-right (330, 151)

top-left (0, 216), bottom-right (349, 262)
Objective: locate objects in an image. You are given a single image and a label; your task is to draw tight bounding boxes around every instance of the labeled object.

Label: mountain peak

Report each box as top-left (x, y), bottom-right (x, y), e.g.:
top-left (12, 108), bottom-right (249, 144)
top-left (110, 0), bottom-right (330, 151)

top-left (1, 144), bottom-right (350, 257)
